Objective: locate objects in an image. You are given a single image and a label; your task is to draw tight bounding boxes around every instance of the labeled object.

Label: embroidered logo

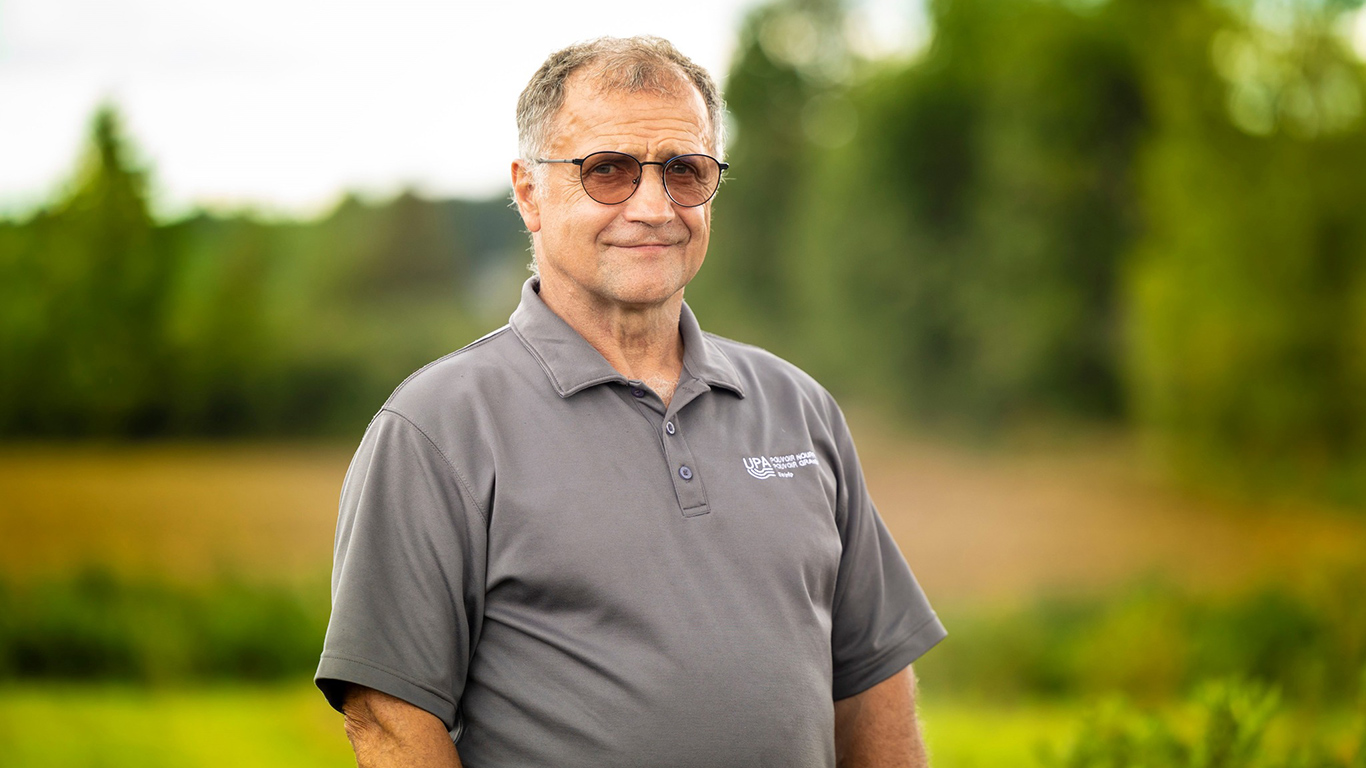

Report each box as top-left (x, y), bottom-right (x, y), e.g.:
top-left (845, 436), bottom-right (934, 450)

top-left (743, 451), bottom-right (820, 480)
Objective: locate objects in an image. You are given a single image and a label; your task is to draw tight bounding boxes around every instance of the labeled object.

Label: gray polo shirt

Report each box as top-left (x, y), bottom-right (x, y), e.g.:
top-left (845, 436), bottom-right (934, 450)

top-left (317, 278), bottom-right (946, 768)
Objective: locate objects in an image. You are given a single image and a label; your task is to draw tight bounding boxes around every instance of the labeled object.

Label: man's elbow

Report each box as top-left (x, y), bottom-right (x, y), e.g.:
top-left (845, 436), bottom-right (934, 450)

top-left (339, 684), bottom-right (463, 767)
top-left (342, 686), bottom-right (387, 760)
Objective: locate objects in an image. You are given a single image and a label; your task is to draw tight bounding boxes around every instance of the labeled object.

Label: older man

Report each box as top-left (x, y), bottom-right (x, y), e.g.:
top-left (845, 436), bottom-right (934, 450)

top-left (316, 36), bottom-right (946, 767)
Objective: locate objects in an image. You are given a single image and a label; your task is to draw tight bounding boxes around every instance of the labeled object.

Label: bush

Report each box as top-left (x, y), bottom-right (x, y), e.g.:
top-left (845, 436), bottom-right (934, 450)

top-left (0, 570), bottom-right (327, 683)
top-left (920, 567), bottom-right (1366, 707)
top-left (1045, 681), bottom-right (1366, 768)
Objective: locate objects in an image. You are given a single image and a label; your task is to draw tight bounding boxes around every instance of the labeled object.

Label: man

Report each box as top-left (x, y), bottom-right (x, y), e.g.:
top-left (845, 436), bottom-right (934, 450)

top-left (316, 36), bottom-right (946, 767)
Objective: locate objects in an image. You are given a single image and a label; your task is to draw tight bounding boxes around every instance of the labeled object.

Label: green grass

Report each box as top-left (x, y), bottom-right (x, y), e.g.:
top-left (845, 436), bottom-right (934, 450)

top-left (0, 683), bottom-right (353, 768)
top-left (0, 684), bottom-right (1359, 767)
top-left (0, 684), bottom-right (1082, 768)
top-left (921, 698), bottom-right (1080, 767)
top-left (921, 693), bottom-right (1365, 768)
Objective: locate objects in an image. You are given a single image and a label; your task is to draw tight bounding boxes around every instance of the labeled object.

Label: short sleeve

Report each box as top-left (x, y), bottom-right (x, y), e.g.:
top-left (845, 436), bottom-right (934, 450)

top-left (826, 401), bottom-right (946, 700)
top-left (315, 408), bottom-right (488, 732)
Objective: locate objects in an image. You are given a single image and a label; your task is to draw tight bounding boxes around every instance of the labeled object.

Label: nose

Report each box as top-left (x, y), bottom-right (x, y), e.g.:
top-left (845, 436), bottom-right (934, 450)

top-left (622, 164), bottom-right (676, 225)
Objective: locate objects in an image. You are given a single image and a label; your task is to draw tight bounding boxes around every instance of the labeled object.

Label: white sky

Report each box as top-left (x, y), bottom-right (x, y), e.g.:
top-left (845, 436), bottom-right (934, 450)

top-left (0, 0), bottom-right (929, 219)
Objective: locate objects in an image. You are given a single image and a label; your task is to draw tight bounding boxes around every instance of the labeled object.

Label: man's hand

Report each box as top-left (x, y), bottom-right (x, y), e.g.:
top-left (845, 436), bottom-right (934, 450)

top-left (342, 685), bottom-right (464, 768)
top-left (833, 665), bottom-right (930, 768)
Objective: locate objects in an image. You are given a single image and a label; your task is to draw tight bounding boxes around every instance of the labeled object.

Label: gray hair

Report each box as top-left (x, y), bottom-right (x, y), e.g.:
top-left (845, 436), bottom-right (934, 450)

top-left (516, 36), bottom-right (727, 163)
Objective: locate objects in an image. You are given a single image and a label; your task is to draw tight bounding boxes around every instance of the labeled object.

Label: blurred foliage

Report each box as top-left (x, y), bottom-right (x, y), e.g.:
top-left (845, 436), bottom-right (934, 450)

top-left (3, 0), bottom-right (1366, 504)
top-left (1123, 0), bottom-right (1366, 504)
top-left (1043, 681), bottom-right (1366, 768)
top-left (0, 108), bottom-right (169, 435)
top-left (692, 0), bottom-right (1366, 503)
top-left (721, 0), bottom-right (1150, 421)
top-left (3, 565), bottom-right (1361, 711)
top-left (690, 0), bottom-right (856, 328)
top-left (0, 683), bottom-right (1352, 768)
top-left (0, 684), bottom-right (355, 768)
top-left (920, 565), bottom-right (1366, 707)
top-left (0, 106), bottom-right (527, 438)
top-left (0, 569), bottom-right (328, 683)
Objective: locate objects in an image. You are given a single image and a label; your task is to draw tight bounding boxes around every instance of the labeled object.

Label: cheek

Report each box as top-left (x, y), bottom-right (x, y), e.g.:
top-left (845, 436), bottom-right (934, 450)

top-left (543, 197), bottom-right (587, 231)
top-left (538, 182), bottom-right (604, 234)
top-left (547, 204), bottom-right (616, 249)
top-left (687, 210), bottom-right (711, 250)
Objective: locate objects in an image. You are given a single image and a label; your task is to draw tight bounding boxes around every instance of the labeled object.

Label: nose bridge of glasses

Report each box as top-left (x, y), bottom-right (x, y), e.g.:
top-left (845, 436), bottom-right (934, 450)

top-left (627, 161), bottom-right (674, 208)
top-left (636, 160), bottom-right (667, 184)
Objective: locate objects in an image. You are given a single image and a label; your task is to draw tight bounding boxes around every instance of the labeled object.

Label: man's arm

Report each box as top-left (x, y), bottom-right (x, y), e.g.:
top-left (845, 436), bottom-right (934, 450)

top-left (833, 665), bottom-right (929, 768)
top-left (342, 684), bottom-right (464, 768)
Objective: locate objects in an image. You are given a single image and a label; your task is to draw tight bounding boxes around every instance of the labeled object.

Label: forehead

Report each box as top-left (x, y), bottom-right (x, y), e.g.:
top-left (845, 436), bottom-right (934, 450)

top-left (547, 70), bottom-right (713, 157)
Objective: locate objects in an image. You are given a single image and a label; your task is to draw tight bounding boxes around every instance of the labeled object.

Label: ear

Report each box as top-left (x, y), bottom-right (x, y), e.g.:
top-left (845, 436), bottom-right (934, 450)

top-left (511, 159), bottom-right (542, 233)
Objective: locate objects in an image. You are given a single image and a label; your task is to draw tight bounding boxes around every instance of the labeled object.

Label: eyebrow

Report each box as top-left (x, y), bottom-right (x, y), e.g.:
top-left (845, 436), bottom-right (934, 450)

top-left (592, 147), bottom-right (705, 161)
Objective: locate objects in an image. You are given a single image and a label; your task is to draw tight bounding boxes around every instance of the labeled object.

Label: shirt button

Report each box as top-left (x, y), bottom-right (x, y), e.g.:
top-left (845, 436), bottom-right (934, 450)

top-left (665, 421), bottom-right (676, 435)
top-left (678, 466), bottom-right (693, 480)
top-left (631, 388), bottom-right (646, 398)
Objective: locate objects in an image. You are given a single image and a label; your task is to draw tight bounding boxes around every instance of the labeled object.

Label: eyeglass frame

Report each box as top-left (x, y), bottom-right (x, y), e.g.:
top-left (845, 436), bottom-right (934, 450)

top-left (533, 151), bottom-right (730, 208)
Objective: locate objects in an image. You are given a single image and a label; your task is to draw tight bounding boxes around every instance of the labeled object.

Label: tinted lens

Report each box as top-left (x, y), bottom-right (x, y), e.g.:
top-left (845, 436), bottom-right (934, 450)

top-left (663, 155), bottom-right (721, 207)
top-left (579, 152), bottom-right (641, 204)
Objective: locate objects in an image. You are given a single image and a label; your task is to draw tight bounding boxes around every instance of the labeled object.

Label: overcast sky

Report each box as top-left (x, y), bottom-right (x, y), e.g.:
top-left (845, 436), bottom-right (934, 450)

top-left (0, 0), bottom-right (930, 218)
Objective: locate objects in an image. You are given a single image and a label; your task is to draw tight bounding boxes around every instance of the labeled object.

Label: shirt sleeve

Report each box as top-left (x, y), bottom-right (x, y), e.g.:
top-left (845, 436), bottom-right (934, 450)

top-left (825, 399), bottom-right (946, 701)
top-left (315, 408), bottom-right (488, 732)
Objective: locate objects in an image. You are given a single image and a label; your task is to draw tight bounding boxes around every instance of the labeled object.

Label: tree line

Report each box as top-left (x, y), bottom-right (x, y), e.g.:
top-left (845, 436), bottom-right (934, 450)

top-left (696, 0), bottom-right (1366, 504)
top-left (1, 0), bottom-right (1364, 504)
top-left (0, 108), bottom-right (527, 437)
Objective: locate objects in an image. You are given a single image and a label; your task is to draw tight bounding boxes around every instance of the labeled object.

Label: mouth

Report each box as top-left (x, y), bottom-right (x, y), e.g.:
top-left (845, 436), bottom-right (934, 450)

top-left (608, 241), bottom-right (682, 254)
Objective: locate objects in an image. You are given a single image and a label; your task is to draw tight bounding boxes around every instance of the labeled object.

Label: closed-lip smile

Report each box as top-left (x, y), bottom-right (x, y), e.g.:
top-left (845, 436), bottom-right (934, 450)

top-left (610, 241), bottom-right (680, 251)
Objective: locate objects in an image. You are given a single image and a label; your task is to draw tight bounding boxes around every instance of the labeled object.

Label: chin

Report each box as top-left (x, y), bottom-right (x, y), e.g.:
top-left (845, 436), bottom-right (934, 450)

top-left (603, 275), bottom-right (689, 308)
top-left (606, 285), bottom-right (683, 308)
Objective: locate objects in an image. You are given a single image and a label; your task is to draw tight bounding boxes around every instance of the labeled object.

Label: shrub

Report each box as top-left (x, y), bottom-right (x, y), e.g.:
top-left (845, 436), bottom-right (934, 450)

top-left (0, 569), bottom-right (328, 683)
top-left (920, 567), bottom-right (1366, 707)
top-left (1045, 681), bottom-right (1366, 768)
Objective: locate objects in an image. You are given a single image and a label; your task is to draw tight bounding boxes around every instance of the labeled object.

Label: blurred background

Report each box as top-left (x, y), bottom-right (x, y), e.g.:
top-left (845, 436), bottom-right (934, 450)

top-left (3, 0), bottom-right (1366, 765)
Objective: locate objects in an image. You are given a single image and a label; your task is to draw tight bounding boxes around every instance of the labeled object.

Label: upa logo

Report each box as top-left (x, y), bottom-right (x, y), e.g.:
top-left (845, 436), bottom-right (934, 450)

top-left (743, 456), bottom-right (777, 479)
top-left (743, 450), bottom-right (820, 480)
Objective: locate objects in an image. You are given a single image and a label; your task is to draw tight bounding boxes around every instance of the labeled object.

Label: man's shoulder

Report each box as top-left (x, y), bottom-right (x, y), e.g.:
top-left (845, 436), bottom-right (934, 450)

top-left (700, 331), bottom-right (835, 406)
top-left (379, 324), bottom-right (527, 422)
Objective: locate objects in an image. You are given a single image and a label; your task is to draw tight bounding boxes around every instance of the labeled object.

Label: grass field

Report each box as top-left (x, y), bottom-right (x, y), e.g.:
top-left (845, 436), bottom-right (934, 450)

top-left (0, 683), bottom-right (1090, 768)
top-left (4, 419), bottom-right (1364, 601)
top-left (0, 442), bottom-right (351, 586)
top-left (0, 684), bottom-right (1356, 768)
top-left (0, 683), bottom-right (354, 768)
top-left (3, 426), bottom-right (1363, 765)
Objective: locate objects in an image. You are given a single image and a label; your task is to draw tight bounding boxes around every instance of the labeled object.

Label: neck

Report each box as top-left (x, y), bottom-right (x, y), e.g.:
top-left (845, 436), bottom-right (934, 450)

top-left (536, 277), bottom-right (685, 406)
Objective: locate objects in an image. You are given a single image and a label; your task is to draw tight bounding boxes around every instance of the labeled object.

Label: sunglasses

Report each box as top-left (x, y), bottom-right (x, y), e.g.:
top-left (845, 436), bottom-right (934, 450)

top-left (535, 151), bottom-right (728, 207)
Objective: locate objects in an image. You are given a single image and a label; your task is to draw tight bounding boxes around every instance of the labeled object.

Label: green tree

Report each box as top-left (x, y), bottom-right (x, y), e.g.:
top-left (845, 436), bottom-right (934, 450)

top-left (689, 0), bottom-right (854, 338)
top-left (789, 0), bottom-right (1149, 423)
top-left (1124, 0), bottom-right (1366, 501)
top-left (0, 105), bottom-right (172, 435)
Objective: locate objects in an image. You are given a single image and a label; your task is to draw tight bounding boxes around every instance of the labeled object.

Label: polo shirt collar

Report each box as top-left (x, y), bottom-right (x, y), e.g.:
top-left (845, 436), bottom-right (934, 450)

top-left (509, 277), bottom-right (745, 399)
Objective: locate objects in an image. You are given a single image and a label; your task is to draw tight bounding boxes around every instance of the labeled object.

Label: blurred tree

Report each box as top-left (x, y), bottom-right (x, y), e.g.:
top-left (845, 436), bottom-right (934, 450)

top-left (696, 0), bottom-right (1366, 503)
top-left (0, 221), bottom-right (42, 431)
top-left (0, 105), bottom-right (171, 436)
top-left (361, 189), bottom-right (469, 301)
top-left (689, 0), bottom-right (854, 336)
top-left (789, 0), bottom-right (1148, 424)
top-left (159, 214), bottom-right (277, 434)
top-left (0, 110), bottom-right (508, 439)
top-left (1124, 0), bottom-right (1366, 501)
